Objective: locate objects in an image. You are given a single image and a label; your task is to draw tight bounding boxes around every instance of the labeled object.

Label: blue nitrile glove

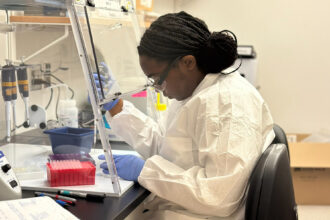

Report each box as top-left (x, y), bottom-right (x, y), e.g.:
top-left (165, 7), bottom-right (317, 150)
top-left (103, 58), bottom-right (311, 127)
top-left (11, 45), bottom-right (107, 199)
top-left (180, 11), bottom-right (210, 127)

top-left (98, 154), bottom-right (145, 182)
top-left (88, 62), bottom-right (119, 111)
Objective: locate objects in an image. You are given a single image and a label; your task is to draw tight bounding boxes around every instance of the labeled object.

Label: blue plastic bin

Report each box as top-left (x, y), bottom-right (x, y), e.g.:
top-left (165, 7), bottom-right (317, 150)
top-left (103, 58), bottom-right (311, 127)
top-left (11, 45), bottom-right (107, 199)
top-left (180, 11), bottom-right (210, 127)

top-left (44, 127), bottom-right (94, 154)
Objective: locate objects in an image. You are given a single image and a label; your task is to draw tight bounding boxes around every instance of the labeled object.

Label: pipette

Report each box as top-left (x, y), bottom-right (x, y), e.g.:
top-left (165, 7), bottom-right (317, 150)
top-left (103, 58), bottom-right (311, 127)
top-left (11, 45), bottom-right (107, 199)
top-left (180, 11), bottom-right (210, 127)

top-left (10, 60), bottom-right (18, 134)
top-left (1, 60), bottom-right (13, 142)
top-left (17, 58), bottom-right (30, 127)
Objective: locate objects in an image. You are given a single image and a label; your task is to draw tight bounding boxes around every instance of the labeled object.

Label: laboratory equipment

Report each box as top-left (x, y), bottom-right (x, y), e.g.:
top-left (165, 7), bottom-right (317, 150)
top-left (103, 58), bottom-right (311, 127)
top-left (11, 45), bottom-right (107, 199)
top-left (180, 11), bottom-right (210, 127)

top-left (1, 60), bottom-right (15, 142)
top-left (17, 60), bottom-right (30, 128)
top-left (58, 99), bottom-right (78, 128)
top-left (68, 1), bottom-right (149, 196)
top-left (48, 153), bottom-right (95, 165)
top-left (0, 150), bottom-right (22, 201)
top-left (1, 59), bottom-right (31, 141)
top-left (35, 192), bottom-right (77, 203)
top-left (234, 45), bottom-right (258, 87)
top-left (46, 159), bottom-right (95, 186)
top-left (0, 23), bottom-right (15, 33)
top-left (44, 127), bottom-right (94, 154)
top-left (28, 104), bottom-right (47, 129)
top-left (10, 61), bottom-right (18, 135)
top-left (59, 190), bottom-right (105, 201)
top-left (0, 0), bottom-right (150, 197)
top-left (155, 92), bottom-right (166, 111)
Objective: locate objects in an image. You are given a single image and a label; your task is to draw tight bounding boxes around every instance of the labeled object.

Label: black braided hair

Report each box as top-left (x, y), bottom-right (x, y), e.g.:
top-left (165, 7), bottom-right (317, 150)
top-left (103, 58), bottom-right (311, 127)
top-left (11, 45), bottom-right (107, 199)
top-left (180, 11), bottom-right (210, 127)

top-left (137, 11), bottom-right (238, 74)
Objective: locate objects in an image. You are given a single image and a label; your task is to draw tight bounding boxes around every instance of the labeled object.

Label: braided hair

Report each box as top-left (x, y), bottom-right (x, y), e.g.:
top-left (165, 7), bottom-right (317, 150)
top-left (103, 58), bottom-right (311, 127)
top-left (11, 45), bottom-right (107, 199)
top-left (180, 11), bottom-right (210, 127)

top-left (137, 11), bottom-right (238, 74)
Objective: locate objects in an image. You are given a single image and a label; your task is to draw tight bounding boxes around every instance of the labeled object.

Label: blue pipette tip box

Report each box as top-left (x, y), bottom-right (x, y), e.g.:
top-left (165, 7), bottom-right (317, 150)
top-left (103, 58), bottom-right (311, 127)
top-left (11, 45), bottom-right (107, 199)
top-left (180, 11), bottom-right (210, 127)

top-left (44, 127), bottom-right (94, 154)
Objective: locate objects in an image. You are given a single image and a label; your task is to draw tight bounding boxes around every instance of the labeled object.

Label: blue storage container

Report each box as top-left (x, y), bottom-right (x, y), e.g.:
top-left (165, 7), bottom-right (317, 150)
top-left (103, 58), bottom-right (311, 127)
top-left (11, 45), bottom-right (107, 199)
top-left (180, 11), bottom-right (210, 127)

top-left (44, 127), bottom-right (94, 154)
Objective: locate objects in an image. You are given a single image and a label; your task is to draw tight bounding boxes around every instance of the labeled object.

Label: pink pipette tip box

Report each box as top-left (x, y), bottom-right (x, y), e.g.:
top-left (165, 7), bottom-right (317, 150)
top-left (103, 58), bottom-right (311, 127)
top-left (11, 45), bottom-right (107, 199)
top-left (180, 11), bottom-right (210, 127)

top-left (47, 160), bottom-right (96, 187)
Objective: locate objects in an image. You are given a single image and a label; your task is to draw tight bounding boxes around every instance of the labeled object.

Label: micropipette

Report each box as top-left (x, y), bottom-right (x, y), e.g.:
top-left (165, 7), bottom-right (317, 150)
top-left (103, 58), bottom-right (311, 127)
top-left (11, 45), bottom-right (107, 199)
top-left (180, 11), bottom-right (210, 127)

top-left (17, 59), bottom-right (30, 127)
top-left (1, 60), bottom-right (13, 142)
top-left (10, 60), bottom-right (18, 134)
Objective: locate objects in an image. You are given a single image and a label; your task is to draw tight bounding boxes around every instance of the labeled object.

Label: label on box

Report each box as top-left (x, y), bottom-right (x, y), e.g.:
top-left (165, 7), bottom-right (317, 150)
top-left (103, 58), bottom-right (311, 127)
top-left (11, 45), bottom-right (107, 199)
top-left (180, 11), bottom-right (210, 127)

top-left (293, 168), bottom-right (329, 181)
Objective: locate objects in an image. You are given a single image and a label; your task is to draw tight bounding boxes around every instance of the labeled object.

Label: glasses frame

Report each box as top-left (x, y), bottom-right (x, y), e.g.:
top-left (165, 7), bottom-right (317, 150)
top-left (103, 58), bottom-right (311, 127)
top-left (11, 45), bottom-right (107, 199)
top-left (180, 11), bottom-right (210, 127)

top-left (148, 56), bottom-right (182, 89)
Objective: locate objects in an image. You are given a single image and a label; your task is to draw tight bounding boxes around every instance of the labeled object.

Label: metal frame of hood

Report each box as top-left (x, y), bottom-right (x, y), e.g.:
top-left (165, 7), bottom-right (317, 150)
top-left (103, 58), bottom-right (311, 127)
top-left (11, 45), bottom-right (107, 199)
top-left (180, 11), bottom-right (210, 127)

top-left (67, 2), bottom-right (122, 195)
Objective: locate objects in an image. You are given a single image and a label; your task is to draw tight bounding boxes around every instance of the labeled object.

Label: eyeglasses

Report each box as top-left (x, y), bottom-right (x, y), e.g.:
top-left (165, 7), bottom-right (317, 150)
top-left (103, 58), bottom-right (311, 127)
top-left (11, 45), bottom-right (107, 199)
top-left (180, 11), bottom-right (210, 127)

top-left (147, 56), bottom-right (182, 91)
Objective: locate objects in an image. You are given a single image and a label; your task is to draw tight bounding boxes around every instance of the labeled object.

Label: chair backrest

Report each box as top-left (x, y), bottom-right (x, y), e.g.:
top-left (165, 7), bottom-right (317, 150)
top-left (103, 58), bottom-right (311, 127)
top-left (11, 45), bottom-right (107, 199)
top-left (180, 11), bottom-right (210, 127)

top-left (272, 124), bottom-right (288, 147)
top-left (272, 123), bottom-right (290, 160)
top-left (245, 144), bottom-right (297, 220)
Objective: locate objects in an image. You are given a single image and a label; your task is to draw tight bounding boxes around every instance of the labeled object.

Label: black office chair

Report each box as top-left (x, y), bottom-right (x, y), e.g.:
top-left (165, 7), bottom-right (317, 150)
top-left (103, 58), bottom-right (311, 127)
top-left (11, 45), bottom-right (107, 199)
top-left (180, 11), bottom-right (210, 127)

top-left (272, 124), bottom-right (288, 146)
top-left (271, 123), bottom-right (289, 154)
top-left (245, 143), bottom-right (298, 220)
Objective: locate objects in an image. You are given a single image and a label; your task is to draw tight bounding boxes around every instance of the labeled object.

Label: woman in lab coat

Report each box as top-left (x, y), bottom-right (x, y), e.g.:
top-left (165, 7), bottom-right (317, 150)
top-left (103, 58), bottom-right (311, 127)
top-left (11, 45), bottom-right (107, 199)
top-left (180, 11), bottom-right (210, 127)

top-left (103, 11), bottom-right (275, 220)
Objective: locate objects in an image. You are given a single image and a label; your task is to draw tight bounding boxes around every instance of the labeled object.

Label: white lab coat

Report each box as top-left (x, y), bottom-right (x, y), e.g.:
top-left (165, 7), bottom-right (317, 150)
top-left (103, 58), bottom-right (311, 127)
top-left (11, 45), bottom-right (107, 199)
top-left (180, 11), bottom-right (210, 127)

top-left (106, 71), bottom-right (275, 220)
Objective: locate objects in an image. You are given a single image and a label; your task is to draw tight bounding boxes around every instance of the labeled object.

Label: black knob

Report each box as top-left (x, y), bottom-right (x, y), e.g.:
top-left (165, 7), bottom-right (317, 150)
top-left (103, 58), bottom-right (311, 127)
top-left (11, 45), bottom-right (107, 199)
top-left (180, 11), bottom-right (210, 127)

top-left (31, 105), bottom-right (38, 111)
top-left (23, 121), bottom-right (30, 128)
top-left (39, 122), bottom-right (46, 129)
top-left (9, 180), bottom-right (18, 188)
top-left (1, 164), bottom-right (11, 173)
top-left (87, 0), bottom-right (95, 7)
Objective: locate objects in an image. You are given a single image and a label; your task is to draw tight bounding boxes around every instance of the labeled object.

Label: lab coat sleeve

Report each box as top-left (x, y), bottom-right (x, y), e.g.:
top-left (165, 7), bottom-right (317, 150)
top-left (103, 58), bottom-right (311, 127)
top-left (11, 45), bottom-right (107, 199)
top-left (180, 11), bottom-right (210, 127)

top-left (106, 100), bottom-right (163, 159)
top-left (138, 90), bottom-right (275, 217)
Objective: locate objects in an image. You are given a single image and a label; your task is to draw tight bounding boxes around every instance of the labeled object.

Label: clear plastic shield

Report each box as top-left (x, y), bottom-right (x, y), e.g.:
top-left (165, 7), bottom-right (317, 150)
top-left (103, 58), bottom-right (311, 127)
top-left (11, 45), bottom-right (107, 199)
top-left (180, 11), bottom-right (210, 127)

top-left (84, 6), bottom-right (148, 104)
top-left (68, 2), bottom-right (148, 196)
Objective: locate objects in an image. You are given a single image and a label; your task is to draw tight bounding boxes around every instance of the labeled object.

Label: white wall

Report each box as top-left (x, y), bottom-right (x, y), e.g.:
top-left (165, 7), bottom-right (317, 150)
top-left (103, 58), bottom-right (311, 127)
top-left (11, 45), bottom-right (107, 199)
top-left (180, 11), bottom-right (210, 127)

top-left (153, 0), bottom-right (174, 15)
top-left (174, 0), bottom-right (330, 133)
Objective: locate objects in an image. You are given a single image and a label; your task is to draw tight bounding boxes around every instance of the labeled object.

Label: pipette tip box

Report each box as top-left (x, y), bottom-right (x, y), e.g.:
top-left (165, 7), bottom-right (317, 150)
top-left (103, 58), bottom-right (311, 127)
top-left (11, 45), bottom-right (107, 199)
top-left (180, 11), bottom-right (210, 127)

top-left (47, 160), bottom-right (96, 187)
top-left (48, 153), bottom-right (95, 165)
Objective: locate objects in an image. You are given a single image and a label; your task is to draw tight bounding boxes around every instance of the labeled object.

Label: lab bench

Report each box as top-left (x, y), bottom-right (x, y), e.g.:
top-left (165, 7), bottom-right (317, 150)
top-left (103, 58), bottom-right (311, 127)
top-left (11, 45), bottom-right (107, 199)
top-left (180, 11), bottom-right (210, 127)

top-left (22, 184), bottom-right (150, 220)
top-left (0, 128), bottom-right (150, 220)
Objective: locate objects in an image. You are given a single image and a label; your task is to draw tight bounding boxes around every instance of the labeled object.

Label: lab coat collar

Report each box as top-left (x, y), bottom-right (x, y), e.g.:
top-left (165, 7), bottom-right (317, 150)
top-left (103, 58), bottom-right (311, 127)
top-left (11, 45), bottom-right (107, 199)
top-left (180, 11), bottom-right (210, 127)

top-left (191, 73), bottom-right (220, 97)
top-left (190, 68), bottom-right (238, 100)
top-left (177, 74), bottom-right (217, 106)
top-left (181, 72), bottom-right (231, 104)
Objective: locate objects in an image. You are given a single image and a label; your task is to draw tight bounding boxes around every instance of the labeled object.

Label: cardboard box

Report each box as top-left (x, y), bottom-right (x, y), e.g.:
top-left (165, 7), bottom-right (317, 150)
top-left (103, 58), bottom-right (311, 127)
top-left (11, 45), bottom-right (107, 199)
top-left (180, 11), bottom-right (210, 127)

top-left (288, 134), bottom-right (330, 205)
top-left (136, 0), bottom-right (153, 11)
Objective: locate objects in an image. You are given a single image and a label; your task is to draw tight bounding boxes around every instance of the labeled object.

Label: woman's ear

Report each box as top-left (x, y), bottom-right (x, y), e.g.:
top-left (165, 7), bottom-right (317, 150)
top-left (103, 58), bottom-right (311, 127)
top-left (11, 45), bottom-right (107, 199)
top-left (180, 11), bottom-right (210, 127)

top-left (180, 55), bottom-right (197, 71)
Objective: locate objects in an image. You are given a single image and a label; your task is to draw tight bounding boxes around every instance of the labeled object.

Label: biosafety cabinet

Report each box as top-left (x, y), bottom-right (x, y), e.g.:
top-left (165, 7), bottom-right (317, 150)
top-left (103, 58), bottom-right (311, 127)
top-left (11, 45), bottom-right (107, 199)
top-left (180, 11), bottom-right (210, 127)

top-left (0, 0), bottom-right (156, 197)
